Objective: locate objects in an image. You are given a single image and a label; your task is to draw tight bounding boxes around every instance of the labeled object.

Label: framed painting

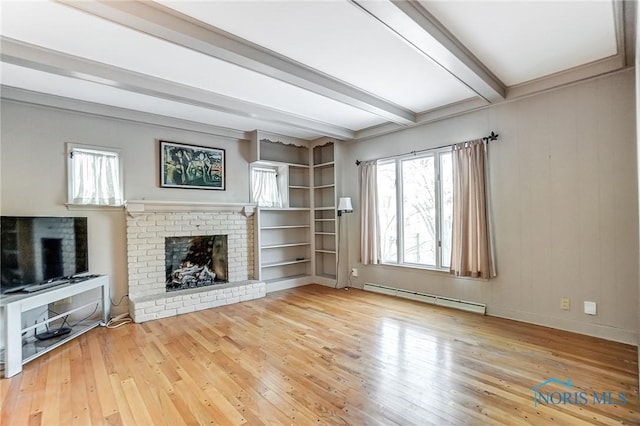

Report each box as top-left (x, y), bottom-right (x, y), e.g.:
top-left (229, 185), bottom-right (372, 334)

top-left (160, 140), bottom-right (226, 190)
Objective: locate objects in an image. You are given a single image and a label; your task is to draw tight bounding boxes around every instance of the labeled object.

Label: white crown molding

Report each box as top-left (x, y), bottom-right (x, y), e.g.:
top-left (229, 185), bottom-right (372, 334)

top-left (506, 54), bottom-right (625, 99)
top-left (354, 97), bottom-right (488, 141)
top-left (354, 64), bottom-right (633, 142)
top-left (58, 0), bottom-right (416, 126)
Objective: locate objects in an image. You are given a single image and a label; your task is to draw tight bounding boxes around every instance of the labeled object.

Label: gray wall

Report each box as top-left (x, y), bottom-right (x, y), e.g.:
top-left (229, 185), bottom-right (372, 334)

top-left (0, 101), bottom-right (251, 313)
top-left (342, 69), bottom-right (638, 344)
top-left (1, 69), bottom-right (637, 344)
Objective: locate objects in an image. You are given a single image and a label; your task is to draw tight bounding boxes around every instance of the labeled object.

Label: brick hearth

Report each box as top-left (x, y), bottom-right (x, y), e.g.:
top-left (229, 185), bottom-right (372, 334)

top-left (125, 201), bottom-right (263, 323)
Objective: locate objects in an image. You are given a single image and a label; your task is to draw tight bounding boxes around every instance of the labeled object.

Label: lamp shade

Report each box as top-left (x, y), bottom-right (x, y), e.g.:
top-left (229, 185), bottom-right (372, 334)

top-left (337, 197), bottom-right (353, 213)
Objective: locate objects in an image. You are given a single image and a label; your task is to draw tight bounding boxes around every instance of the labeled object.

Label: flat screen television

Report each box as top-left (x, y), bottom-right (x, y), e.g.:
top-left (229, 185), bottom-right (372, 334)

top-left (1, 216), bottom-right (89, 293)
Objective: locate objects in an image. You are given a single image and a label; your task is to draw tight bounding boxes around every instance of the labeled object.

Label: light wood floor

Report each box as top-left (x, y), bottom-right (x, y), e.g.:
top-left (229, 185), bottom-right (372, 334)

top-left (1, 284), bottom-right (638, 425)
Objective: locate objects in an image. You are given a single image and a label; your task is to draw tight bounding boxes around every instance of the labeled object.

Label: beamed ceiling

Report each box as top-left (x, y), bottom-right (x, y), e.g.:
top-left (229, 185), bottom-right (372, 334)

top-left (0, 0), bottom-right (636, 141)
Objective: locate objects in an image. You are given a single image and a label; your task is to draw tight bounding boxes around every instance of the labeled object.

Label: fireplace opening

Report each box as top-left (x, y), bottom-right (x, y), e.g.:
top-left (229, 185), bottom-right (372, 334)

top-left (165, 235), bottom-right (228, 292)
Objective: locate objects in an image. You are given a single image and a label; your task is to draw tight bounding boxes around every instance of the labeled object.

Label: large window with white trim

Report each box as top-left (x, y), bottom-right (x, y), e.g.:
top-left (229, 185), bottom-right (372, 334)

top-left (377, 148), bottom-right (453, 269)
top-left (67, 144), bottom-right (123, 206)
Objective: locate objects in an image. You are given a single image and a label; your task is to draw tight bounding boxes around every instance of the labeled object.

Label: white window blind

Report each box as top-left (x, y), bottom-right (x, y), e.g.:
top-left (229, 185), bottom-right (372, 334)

top-left (68, 146), bottom-right (123, 206)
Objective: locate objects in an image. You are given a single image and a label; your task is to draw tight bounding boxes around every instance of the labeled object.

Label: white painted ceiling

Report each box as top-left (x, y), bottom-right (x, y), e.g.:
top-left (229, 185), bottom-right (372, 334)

top-left (0, 0), bottom-right (632, 141)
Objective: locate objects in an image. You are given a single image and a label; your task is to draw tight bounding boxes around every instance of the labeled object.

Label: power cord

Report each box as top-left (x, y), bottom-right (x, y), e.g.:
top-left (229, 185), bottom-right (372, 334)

top-left (111, 293), bottom-right (129, 307)
top-left (107, 293), bottom-right (132, 328)
top-left (106, 313), bottom-right (131, 329)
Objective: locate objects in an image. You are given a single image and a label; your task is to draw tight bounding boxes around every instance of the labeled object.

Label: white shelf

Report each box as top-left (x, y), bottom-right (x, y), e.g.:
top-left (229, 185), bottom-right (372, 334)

top-left (262, 259), bottom-right (311, 268)
top-left (315, 218), bottom-right (334, 222)
top-left (252, 159), bottom-right (309, 169)
top-left (315, 249), bottom-right (336, 254)
top-left (261, 225), bottom-right (310, 230)
top-left (264, 274), bottom-right (310, 284)
top-left (315, 232), bottom-right (336, 236)
top-left (260, 207), bottom-right (310, 211)
top-left (289, 185), bottom-right (310, 189)
top-left (314, 206), bottom-right (336, 210)
top-left (313, 184), bottom-right (335, 189)
top-left (313, 161), bottom-right (335, 169)
top-left (22, 318), bottom-right (101, 365)
top-left (262, 242), bottom-right (311, 249)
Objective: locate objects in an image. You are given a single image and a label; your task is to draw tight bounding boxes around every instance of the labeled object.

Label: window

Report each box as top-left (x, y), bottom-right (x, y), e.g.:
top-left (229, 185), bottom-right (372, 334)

top-left (67, 144), bottom-right (123, 206)
top-left (251, 166), bottom-right (283, 208)
top-left (377, 149), bottom-right (453, 269)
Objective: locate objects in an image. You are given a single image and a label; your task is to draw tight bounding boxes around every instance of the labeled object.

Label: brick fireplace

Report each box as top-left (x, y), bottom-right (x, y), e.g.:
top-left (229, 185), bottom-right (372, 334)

top-left (125, 201), bottom-right (264, 323)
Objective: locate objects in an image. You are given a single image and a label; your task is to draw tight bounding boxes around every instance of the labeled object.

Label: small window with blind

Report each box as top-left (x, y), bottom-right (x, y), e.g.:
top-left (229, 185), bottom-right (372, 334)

top-left (67, 144), bottom-right (124, 206)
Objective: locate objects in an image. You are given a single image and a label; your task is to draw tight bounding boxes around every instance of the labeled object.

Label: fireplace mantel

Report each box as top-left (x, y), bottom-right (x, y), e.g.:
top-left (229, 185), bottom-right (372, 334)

top-left (126, 200), bottom-right (256, 216)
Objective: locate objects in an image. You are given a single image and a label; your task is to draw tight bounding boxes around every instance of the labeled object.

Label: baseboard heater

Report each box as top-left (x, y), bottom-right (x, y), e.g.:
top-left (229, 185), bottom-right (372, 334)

top-left (363, 283), bottom-right (486, 315)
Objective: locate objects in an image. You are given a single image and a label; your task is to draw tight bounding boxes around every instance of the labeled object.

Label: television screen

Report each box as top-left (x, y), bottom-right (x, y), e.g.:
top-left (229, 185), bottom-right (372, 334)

top-left (1, 216), bottom-right (88, 293)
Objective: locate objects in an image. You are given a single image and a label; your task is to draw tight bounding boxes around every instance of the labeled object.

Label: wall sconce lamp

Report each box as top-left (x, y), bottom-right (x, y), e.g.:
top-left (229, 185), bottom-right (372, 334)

top-left (337, 197), bottom-right (353, 216)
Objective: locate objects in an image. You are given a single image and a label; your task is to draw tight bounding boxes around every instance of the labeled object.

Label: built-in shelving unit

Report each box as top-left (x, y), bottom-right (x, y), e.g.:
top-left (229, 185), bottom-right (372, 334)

top-left (250, 132), bottom-right (342, 289)
top-left (312, 141), bottom-right (337, 282)
top-left (251, 132), bottom-right (312, 286)
top-left (258, 208), bottom-right (312, 283)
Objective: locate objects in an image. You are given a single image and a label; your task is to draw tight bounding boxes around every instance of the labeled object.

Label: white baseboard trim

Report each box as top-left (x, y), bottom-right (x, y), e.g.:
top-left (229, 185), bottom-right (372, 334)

top-left (313, 276), bottom-right (339, 288)
top-left (489, 306), bottom-right (637, 345)
top-left (265, 276), bottom-right (314, 293)
top-left (363, 283), bottom-right (486, 315)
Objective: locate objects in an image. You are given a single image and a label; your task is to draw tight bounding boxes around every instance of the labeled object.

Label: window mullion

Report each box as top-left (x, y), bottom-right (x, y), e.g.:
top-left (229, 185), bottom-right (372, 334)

top-left (396, 158), bottom-right (404, 265)
top-left (435, 152), bottom-right (443, 269)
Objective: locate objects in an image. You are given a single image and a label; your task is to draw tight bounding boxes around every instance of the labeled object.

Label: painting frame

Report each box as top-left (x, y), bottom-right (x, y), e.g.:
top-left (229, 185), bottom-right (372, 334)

top-left (160, 140), bottom-right (226, 190)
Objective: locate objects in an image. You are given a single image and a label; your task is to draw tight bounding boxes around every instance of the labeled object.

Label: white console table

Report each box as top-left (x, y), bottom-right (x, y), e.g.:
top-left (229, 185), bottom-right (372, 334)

top-left (0, 275), bottom-right (110, 378)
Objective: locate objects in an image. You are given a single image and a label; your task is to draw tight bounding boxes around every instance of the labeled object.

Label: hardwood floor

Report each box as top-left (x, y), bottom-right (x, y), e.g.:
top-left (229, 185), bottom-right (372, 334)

top-left (1, 284), bottom-right (639, 425)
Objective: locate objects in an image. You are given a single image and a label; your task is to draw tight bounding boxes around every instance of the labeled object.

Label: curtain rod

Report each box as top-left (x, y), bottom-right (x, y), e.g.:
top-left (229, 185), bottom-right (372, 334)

top-left (355, 131), bottom-right (499, 166)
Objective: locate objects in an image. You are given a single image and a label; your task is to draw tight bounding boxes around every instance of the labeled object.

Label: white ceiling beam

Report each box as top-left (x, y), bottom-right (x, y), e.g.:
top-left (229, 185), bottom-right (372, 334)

top-left (1, 86), bottom-right (251, 141)
top-left (55, 0), bottom-right (415, 126)
top-left (351, 0), bottom-right (505, 103)
top-left (0, 37), bottom-right (354, 140)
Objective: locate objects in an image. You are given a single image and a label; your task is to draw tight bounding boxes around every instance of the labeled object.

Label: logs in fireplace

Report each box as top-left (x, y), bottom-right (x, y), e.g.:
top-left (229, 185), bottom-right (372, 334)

top-left (165, 235), bottom-right (228, 292)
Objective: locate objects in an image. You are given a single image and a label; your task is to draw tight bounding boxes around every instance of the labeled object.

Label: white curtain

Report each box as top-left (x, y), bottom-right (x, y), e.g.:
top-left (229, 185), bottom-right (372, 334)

top-left (450, 140), bottom-right (496, 278)
top-left (71, 149), bottom-right (122, 205)
top-left (360, 161), bottom-right (381, 265)
top-left (252, 168), bottom-right (283, 208)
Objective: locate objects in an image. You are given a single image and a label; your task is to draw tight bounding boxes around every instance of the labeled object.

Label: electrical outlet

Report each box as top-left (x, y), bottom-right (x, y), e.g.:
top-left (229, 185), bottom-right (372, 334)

top-left (560, 298), bottom-right (570, 310)
top-left (351, 268), bottom-right (358, 277)
top-left (584, 301), bottom-right (597, 315)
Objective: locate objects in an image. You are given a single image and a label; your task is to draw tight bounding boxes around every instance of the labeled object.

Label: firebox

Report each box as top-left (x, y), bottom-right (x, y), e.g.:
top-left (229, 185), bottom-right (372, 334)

top-left (165, 235), bottom-right (228, 292)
